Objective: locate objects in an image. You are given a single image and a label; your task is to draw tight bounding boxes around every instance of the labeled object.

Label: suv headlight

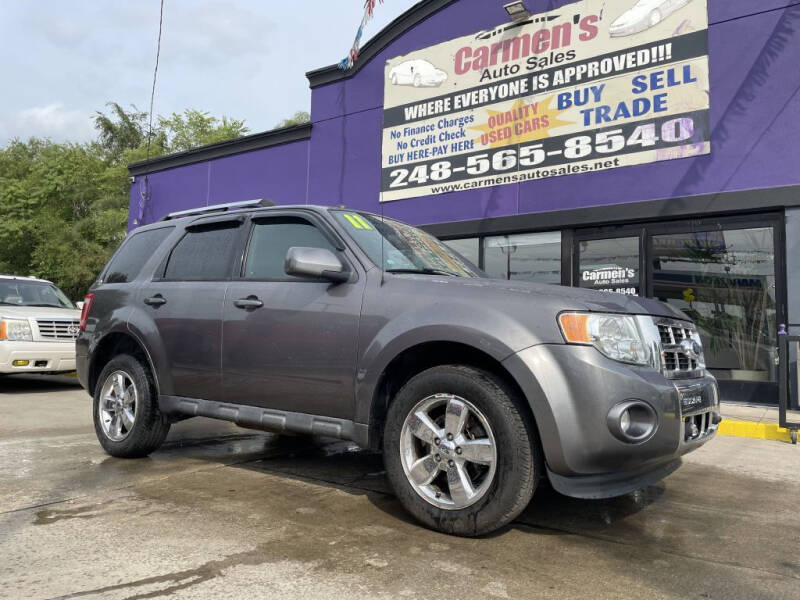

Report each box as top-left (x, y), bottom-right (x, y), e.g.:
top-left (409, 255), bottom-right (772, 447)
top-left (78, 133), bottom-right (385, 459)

top-left (0, 318), bottom-right (33, 341)
top-left (558, 312), bottom-right (651, 366)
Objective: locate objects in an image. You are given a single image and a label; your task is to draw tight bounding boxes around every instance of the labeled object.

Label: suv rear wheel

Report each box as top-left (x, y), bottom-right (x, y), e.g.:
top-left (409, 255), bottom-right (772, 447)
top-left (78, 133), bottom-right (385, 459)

top-left (383, 365), bottom-right (540, 536)
top-left (93, 354), bottom-right (170, 458)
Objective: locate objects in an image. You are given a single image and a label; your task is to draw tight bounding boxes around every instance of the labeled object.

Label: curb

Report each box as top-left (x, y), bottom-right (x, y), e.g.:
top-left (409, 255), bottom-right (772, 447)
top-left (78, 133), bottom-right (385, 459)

top-left (717, 419), bottom-right (793, 442)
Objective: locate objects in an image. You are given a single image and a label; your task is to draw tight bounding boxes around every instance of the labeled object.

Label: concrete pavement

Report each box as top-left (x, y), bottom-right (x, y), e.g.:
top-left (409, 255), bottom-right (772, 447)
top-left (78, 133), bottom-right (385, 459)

top-left (1, 374), bottom-right (798, 599)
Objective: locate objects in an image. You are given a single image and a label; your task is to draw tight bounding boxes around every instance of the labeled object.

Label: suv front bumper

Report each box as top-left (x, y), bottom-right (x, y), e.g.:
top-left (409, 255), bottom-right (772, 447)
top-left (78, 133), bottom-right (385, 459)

top-left (0, 340), bottom-right (77, 374)
top-left (503, 343), bottom-right (719, 499)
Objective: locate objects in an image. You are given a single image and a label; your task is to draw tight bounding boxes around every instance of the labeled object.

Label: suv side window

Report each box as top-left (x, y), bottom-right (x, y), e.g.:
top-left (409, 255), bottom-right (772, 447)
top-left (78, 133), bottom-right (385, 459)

top-left (244, 217), bottom-right (337, 280)
top-left (104, 227), bottom-right (174, 283)
top-left (163, 222), bottom-right (241, 281)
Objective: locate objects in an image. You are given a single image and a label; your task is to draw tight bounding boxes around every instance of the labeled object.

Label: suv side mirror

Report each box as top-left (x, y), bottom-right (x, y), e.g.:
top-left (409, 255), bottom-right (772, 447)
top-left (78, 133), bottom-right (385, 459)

top-left (285, 247), bottom-right (349, 283)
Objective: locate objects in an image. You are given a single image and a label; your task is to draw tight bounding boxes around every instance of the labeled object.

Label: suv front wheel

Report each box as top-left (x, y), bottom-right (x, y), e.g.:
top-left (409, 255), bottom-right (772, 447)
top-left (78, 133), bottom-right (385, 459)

top-left (93, 354), bottom-right (170, 458)
top-left (383, 365), bottom-right (540, 536)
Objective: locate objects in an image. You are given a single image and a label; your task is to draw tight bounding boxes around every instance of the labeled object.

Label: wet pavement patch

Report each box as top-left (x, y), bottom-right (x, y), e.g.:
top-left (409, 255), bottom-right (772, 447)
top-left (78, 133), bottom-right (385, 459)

top-left (34, 502), bottom-right (112, 526)
top-left (2, 387), bottom-right (799, 600)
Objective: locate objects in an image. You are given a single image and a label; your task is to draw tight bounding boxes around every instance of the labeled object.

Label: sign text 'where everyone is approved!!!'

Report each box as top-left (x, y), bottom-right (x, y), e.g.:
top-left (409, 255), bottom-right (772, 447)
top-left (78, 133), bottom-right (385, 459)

top-left (380, 0), bottom-right (710, 202)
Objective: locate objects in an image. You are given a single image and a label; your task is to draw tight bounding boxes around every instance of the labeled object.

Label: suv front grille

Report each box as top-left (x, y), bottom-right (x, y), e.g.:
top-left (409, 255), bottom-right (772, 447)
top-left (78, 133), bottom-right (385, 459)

top-left (658, 323), bottom-right (689, 345)
top-left (654, 319), bottom-right (703, 379)
top-left (36, 319), bottom-right (80, 340)
top-left (663, 350), bottom-right (699, 372)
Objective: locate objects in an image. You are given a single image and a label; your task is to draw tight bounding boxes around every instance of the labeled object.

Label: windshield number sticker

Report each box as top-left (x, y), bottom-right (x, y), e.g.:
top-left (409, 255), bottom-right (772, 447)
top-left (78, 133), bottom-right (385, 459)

top-left (343, 214), bottom-right (373, 230)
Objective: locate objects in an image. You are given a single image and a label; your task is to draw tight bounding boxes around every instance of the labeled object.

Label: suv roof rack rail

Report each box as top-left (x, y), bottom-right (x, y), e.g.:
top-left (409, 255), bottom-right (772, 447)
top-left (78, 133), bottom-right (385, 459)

top-left (159, 199), bottom-right (276, 221)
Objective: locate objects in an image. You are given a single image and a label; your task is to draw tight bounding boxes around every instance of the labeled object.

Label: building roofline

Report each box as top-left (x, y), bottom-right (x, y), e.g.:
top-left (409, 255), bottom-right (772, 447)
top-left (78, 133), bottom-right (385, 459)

top-left (128, 123), bottom-right (312, 176)
top-left (305, 0), bottom-right (457, 89)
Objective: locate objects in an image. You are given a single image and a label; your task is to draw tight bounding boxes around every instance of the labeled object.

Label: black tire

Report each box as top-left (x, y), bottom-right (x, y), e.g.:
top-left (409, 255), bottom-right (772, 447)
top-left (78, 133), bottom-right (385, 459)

top-left (92, 354), bottom-right (170, 458)
top-left (383, 365), bottom-right (541, 536)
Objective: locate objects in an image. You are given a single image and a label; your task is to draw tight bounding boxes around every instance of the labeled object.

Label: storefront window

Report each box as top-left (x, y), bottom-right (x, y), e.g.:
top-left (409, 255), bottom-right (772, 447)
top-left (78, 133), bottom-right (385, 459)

top-left (443, 238), bottom-right (480, 269)
top-left (483, 232), bottom-right (561, 284)
top-left (651, 228), bottom-right (777, 383)
top-left (578, 237), bottom-right (640, 296)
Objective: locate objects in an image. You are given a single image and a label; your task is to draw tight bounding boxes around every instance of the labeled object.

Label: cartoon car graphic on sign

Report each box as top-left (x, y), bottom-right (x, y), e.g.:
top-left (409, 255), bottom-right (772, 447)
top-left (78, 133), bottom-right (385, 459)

top-left (389, 59), bottom-right (448, 87)
top-left (609, 0), bottom-right (693, 38)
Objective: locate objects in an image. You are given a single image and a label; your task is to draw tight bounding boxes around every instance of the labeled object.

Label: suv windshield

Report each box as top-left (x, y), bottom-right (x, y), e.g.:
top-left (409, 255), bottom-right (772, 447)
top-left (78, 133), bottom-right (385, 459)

top-left (0, 279), bottom-right (75, 308)
top-left (333, 211), bottom-right (482, 278)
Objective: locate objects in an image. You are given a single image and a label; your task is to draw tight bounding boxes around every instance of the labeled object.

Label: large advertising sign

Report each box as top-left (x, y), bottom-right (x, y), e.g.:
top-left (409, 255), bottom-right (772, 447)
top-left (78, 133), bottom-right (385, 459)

top-left (381, 0), bottom-right (710, 202)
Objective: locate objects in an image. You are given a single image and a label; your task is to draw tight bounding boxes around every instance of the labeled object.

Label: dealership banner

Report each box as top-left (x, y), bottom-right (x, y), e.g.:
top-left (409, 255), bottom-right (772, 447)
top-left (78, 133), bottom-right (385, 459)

top-left (380, 0), bottom-right (710, 202)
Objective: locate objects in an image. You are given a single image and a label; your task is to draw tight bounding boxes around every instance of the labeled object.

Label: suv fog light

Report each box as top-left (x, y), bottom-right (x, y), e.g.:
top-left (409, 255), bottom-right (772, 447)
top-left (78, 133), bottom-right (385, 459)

top-left (12, 360), bottom-right (29, 367)
top-left (607, 400), bottom-right (657, 443)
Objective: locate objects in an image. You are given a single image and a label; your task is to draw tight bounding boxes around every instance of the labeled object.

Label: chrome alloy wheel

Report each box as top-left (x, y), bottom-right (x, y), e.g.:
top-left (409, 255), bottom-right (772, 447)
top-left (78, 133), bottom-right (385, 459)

top-left (98, 371), bottom-right (137, 442)
top-left (400, 394), bottom-right (498, 510)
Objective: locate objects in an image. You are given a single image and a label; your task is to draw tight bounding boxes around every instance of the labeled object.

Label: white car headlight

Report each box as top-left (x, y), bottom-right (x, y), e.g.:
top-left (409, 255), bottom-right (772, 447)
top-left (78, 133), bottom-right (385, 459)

top-left (0, 318), bottom-right (33, 341)
top-left (558, 312), bottom-right (651, 366)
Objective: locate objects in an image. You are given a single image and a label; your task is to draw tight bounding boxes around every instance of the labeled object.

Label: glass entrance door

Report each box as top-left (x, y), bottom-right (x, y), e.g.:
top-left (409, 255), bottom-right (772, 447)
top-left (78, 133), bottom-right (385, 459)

top-left (649, 225), bottom-right (780, 403)
top-left (574, 214), bottom-right (785, 404)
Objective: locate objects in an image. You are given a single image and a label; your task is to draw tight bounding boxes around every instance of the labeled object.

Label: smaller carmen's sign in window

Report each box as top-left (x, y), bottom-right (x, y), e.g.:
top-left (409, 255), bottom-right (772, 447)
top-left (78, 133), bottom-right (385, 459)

top-left (579, 236), bottom-right (640, 296)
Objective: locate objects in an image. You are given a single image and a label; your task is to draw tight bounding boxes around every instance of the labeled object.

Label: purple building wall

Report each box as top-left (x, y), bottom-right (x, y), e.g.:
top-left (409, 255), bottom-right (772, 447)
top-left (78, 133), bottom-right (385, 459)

top-left (129, 138), bottom-right (310, 228)
top-left (130, 0), bottom-right (800, 227)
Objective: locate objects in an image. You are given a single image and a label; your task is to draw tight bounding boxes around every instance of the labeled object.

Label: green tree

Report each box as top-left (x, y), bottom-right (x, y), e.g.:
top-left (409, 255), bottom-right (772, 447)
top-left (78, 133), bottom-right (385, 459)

top-left (275, 110), bottom-right (310, 128)
top-left (0, 103), bottom-right (248, 299)
top-left (93, 102), bottom-right (149, 162)
top-left (158, 110), bottom-right (249, 153)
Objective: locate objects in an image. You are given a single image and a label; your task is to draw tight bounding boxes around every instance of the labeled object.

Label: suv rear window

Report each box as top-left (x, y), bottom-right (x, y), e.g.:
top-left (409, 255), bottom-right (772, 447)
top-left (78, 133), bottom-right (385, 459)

top-left (104, 227), bottom-right (174, 284)
top-left (163, 222), bottom-right (241, 281)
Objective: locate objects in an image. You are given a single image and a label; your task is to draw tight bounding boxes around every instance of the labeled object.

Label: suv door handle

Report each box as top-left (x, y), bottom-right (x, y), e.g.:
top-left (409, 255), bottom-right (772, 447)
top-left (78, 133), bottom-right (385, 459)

top-left (234, 296), bottom-right (263, 309)
top-left (144, 295), bottom-right (167, 306)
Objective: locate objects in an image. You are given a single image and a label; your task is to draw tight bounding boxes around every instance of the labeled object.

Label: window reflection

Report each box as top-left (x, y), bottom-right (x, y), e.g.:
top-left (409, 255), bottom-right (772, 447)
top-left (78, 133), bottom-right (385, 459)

top-left (651, 228), bottom-right (777, 382)
top-left (443, 238), bottom-right (480, 269)
top-left (333, 212), bottom-right (480, 277)
top-left (484, 232), bottom-right (562, 284)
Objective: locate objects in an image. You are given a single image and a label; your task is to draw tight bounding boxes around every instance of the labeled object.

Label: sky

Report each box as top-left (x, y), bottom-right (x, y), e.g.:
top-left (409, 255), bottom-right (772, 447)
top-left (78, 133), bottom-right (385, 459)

top-left (0, 0), bottom-right (420, 145)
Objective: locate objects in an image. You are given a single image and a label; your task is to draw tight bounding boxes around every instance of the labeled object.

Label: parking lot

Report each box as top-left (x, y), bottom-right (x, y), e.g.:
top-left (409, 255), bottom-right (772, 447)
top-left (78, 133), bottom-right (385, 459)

top-left (1, 375), bottom-right (798, 600)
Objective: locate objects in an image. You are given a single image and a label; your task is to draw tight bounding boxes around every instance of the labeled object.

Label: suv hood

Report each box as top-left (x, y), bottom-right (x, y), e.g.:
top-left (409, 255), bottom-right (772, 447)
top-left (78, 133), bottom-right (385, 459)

top-left (0, 305), bottom-right (81, 320)
top-left (394, 275), bottom-right (688, 320)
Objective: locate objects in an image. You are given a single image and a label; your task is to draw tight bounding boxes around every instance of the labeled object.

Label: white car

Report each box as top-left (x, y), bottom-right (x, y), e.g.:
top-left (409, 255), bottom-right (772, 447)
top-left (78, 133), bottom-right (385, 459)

top-left (389, 59), bottom-right (448, 87)
top-left (609, 0), bottom-right (692, 37)
top-left (0, 275), bottom-right (81, 375)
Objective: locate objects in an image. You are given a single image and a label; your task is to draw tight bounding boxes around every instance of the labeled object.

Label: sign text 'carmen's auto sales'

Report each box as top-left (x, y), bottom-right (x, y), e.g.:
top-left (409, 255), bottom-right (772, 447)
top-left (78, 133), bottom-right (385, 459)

top-left (380, 0), bottom-right (710, 202)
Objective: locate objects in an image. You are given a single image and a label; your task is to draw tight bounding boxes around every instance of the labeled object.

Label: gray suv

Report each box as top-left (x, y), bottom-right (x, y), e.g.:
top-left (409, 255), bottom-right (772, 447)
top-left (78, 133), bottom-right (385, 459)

top-left (77, 200), bottom-right (719, 536)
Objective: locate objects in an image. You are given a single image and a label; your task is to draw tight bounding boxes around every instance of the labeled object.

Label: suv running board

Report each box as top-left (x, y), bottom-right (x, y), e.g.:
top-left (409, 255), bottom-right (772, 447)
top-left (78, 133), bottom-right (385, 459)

top-left (159, 395), bottom-right (370, 448)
